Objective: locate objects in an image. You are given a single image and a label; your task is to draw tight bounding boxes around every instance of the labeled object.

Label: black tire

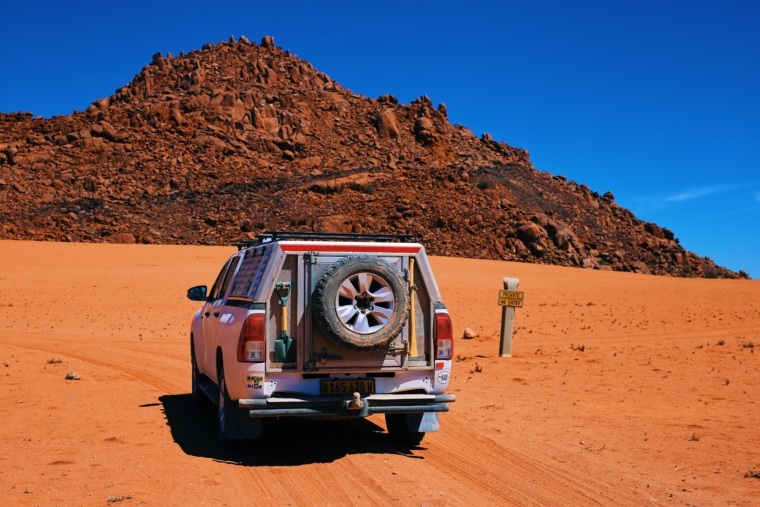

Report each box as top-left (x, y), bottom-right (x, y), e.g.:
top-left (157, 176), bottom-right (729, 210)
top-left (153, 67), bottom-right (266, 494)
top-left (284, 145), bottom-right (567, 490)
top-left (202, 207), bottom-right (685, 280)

top-left (313, 255), bottom-right (409, 350)
top-left (217, 364), bottom-right (231, 447)
top-left (385, 413), bottom-right (425, 445)
top-left (190, 338), bottom-right (208, 406)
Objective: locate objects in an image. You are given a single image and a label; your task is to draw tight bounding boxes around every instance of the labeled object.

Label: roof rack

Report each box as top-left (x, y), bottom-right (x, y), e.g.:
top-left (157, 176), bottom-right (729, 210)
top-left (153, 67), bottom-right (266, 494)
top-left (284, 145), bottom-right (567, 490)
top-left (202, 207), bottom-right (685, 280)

top-left (233, 230), bottom-right (418, 250)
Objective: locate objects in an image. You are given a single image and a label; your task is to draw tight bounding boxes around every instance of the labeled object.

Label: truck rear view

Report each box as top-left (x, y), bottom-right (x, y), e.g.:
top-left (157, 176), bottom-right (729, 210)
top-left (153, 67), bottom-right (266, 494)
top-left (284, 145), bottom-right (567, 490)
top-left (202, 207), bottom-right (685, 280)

top-left (188, 231), bottom-right (455, 446)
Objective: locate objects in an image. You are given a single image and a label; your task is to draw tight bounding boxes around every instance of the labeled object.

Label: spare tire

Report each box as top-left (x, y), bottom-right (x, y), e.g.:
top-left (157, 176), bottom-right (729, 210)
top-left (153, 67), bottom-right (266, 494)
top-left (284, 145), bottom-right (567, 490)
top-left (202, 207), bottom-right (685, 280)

top-left (313, 254), bottom-right (409, 350)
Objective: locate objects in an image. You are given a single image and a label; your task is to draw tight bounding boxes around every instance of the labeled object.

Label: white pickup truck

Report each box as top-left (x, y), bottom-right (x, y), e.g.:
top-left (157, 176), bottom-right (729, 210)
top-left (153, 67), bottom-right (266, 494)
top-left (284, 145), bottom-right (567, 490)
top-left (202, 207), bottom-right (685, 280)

top-left (187, 231), bottom-right (455, 446)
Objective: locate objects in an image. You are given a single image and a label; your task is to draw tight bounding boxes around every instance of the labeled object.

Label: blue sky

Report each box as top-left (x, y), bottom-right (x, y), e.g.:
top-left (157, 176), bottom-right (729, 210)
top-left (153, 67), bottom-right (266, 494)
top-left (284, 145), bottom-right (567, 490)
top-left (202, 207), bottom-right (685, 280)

top-left (2, 1), bottom-right (758, 276)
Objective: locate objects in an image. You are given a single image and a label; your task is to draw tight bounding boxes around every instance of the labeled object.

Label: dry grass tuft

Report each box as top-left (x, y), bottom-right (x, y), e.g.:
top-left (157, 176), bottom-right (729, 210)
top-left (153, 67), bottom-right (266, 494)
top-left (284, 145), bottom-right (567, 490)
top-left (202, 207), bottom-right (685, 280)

top-left (107, 495), bottom-right (132, 503)
top-left (47, 357), bottom-right (63, 364)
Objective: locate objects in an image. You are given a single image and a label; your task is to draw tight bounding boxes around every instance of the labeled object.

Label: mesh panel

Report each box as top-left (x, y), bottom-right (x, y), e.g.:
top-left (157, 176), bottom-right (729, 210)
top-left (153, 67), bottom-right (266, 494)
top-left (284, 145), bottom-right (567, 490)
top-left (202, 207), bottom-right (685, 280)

top-left (229, 247), bottom-right (272, 299)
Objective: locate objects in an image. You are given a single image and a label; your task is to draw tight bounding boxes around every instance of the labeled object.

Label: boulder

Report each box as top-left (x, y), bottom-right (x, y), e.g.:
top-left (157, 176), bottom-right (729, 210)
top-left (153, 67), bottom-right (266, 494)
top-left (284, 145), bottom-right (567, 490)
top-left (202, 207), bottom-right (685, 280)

top-left (241, 90), bottom-right (256, 110)
top-left (414, 116), bottom-right (435, 146)
top-left (512, 238), bottom-right (531, 259)
top-left (253, 104), bottom-right (279, 132)
top-left (92, 98), bottom-right (110, 110)
top-left (261, 35), bottom-right (275, 48)
top-left (516, 223), bottom-right (541, 244)
top-left (375, 108), bottom-right (399, 139)
top-left (552, 228), bottom-right (575, 250)
top-left (83, 177), bottom-right (97, 192)
top-left (220, 91), bottom-right (237, 106)
top-left (111, 233), bottom-right (136, 244)
top-left (629, 261), bottom-right (651, 275)
top-left (314, 215), bottom-right (352, 233)
top-left (645, 222), bottom-right (663, 238)
top-left (2, 144), bottom-right (18, 164)
top-left (241, 220), bottom-right (254, 233)
top-left (529, 213), bottom-right (551, 229)
top-left (463, 327), bottom-right (479, 339)
top-left (378, 94), bottom-right (398, 104)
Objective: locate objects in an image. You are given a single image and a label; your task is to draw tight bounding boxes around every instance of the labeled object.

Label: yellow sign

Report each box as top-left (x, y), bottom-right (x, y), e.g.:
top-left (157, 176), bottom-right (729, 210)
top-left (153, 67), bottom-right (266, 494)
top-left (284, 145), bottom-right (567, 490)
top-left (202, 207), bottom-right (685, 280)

top-left (498, 298), bottom-right (524, 308)
top-left (499, 290), bottom-right (524, 300)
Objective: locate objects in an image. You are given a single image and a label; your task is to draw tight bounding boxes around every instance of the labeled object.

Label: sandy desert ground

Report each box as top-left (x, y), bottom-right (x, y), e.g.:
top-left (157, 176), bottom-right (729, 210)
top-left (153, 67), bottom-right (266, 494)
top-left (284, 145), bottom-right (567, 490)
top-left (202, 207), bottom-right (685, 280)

top-left (0, 240), bottom-right (758, 506)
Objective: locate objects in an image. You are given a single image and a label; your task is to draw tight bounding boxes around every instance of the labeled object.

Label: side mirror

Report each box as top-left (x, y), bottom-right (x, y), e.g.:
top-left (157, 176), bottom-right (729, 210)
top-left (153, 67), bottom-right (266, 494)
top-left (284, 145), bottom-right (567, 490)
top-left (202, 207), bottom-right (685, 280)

top-left (187, 285), bottom-right (207, 301)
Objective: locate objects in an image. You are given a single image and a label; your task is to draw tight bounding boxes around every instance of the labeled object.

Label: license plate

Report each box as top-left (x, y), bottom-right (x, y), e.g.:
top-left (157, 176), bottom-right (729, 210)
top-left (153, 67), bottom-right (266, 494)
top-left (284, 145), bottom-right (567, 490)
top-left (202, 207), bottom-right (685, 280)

top-left (320, 379), bottom-right (375, 395)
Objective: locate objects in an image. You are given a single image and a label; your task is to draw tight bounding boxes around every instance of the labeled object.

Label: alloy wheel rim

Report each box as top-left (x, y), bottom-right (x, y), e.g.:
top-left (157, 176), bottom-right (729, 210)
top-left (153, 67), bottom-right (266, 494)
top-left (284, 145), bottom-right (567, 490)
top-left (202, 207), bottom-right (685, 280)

top-left (335, 272), bottom-right (395, 334)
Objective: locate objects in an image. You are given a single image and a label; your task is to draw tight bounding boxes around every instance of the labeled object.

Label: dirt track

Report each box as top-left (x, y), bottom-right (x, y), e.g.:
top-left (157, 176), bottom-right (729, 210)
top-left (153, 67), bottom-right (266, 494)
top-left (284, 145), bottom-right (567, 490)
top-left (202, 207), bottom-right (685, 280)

top-left (1, 240), bottom-right (758, 506)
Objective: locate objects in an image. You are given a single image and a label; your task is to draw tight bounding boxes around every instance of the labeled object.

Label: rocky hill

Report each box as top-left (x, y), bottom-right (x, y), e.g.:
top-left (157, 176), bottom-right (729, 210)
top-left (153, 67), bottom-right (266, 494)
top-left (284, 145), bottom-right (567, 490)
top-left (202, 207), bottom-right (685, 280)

top-left (0, 35), bottom-right (746, 279)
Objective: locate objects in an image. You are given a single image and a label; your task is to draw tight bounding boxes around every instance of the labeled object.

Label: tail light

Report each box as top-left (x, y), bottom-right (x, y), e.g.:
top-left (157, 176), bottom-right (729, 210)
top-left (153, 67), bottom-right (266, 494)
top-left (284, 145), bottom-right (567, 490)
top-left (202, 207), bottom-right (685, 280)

top-left (237, 314), bottom-right (266, 362)
top-left (435, 313), bottom-right (454, 360)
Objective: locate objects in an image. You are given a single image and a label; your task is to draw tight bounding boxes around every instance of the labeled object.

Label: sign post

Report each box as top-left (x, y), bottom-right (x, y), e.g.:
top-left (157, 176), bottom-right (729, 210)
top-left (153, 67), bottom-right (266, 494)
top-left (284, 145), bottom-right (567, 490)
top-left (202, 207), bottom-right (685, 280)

top-left (498, 278), bottom-right (521, 357)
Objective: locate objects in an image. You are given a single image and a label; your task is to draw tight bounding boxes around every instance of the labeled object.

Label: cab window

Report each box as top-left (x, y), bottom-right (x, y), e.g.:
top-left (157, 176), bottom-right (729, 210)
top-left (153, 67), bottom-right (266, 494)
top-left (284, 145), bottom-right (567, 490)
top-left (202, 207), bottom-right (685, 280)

top-left (219, 256), bottom-right (242, 300)
top-left (208, 259), bottom-right (233, 301)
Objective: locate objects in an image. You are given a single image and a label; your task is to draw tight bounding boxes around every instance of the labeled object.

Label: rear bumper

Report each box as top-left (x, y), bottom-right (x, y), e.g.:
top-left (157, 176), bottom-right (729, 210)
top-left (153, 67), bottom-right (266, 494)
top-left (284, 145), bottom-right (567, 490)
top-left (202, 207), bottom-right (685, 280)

top-left (239, 393), bottom-right (456, 418)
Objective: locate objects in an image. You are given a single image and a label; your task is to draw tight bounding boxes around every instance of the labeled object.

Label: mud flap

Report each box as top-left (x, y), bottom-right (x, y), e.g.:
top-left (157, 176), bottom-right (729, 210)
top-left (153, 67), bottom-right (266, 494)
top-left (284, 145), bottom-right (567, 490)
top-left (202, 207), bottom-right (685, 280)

top-left (225, 402), bottom-right (262, 439)
top-left (405, 412), bottom-right (440, 433)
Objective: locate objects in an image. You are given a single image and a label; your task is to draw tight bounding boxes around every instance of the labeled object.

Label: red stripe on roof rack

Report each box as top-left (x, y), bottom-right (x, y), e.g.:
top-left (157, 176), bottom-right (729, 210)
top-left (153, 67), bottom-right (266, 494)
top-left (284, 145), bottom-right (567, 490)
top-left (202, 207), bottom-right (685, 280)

top-left (279, 243), bottom-right (421, 254)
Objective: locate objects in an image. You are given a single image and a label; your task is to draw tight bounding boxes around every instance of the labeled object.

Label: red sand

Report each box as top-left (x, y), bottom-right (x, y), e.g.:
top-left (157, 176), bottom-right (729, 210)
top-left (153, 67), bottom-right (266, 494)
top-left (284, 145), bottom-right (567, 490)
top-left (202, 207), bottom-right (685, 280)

top-left (1, 240), bottom-right (758, 506)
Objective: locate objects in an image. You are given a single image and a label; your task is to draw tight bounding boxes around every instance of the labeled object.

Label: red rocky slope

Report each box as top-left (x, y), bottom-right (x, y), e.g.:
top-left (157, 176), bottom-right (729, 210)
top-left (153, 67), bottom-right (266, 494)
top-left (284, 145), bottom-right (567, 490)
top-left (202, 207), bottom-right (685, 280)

top-left (0, 35), bottom-right (746, 279)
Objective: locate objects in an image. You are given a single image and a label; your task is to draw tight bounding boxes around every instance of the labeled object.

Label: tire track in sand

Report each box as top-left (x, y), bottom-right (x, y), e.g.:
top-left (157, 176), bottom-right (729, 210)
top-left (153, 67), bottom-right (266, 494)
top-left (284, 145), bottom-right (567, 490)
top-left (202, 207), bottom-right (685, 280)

top-left (0, 332), bottom-right (184, 394)
top-left (418, 418), bottom-right (644, 506)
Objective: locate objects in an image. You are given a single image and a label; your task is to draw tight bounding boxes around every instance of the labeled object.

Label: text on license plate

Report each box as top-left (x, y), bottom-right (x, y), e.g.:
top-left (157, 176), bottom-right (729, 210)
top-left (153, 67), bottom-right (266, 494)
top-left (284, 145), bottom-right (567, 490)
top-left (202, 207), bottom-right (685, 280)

top-left (320, 379), bottom-right (375, 395)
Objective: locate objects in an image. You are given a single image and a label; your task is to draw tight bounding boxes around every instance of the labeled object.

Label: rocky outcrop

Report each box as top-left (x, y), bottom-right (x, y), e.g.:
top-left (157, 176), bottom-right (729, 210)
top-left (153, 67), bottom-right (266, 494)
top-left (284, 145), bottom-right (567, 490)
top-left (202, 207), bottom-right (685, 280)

top-left (0, 36), bottom-right (746, 279)
top-left (375, 109), bottom-right (399, 139)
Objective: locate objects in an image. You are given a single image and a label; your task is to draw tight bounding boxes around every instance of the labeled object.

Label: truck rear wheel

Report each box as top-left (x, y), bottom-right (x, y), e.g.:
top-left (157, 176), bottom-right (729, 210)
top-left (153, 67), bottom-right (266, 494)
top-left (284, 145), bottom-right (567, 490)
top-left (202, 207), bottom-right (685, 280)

top-left (313, 255), bottom-right (409, 350)
top-left (385, 413), bottom-right (425, 445)
top-left (217, 366), bottom-right (231, 447)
